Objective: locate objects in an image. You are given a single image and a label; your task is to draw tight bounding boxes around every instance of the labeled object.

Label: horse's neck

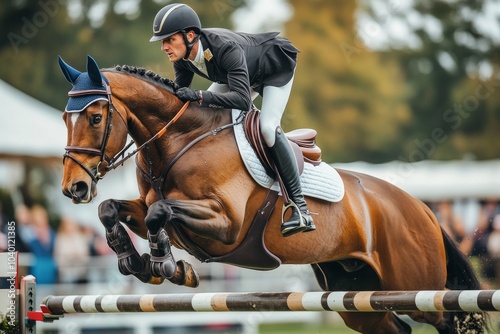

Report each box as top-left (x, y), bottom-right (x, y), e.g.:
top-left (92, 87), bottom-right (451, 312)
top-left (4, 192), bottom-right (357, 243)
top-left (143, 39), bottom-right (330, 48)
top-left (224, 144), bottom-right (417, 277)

top-left (109, 74), bottom-right (229, 164)
top-left (109, 75), bottom-right (177, 140)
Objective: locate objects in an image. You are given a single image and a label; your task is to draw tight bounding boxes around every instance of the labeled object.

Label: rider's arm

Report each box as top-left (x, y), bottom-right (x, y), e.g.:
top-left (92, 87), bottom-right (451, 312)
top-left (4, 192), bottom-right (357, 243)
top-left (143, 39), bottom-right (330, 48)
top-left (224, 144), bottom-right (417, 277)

top-left (199, 43), bottom-right (252, 111)
top-left (174, 63), bottom-right (195, 88)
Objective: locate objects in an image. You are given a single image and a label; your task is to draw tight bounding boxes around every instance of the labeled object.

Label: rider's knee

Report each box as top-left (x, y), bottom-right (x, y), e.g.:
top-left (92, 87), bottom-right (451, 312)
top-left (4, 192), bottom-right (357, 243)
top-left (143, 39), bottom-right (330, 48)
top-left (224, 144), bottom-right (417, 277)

top-left (260, 121), bottom-right (281, 147)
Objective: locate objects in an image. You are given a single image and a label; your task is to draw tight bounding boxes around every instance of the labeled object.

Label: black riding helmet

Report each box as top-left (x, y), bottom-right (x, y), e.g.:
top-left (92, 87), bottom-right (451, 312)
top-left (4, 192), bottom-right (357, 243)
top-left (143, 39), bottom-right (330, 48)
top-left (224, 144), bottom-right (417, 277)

top-left (149, 3), bottom-right (201, 60)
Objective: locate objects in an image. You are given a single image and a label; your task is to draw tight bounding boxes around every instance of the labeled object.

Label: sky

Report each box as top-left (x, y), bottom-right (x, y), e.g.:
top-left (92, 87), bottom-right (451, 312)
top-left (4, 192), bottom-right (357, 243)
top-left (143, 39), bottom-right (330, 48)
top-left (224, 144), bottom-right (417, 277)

top-left (356, 0), bottom-right (500, 50)
top-left (232, 0), bottom-right (293, 33)
top-left (67, 0), bottom-right (293, 31)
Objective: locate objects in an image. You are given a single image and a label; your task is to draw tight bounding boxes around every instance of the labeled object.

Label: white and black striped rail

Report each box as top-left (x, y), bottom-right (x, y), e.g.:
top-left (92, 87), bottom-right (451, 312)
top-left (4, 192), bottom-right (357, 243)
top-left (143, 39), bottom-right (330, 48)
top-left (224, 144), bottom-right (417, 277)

top-left (41, 290), bottom-right (500, 314)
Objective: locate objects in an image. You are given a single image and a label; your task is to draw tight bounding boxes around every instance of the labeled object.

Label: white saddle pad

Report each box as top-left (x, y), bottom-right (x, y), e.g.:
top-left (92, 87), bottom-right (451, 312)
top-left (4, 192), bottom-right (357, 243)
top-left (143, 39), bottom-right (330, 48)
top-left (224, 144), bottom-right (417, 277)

top-left (232, 110), bottom-right (344, 202)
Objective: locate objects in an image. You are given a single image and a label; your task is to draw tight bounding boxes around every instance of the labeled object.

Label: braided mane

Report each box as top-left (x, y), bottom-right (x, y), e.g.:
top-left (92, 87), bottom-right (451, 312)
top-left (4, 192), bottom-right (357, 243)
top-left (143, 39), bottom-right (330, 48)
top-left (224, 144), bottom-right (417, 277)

top-left (103, 65), bottom-right (179, 93)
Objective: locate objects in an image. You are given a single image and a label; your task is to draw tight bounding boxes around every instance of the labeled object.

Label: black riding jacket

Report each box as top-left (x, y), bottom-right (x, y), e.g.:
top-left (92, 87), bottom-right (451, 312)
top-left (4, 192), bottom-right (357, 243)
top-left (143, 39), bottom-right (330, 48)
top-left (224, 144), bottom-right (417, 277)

top-left (173, 28), bottom-right (299, 111)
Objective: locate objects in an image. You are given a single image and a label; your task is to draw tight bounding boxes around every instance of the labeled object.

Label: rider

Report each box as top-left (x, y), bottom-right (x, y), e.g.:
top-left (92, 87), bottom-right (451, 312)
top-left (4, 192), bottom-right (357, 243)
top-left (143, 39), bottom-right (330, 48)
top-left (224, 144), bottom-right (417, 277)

top-left (149, 3), bottom-right (315, 237)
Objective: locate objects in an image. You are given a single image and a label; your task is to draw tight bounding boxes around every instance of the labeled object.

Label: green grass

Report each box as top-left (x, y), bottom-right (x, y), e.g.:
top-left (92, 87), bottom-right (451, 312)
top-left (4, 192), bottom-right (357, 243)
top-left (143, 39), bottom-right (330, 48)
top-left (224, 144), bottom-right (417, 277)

top-left (260, 322), bottom-right (358, 334)
top-left (259, 314), bottom-right (500, 334)
top-left (259, 322), bottom-right (439, 334)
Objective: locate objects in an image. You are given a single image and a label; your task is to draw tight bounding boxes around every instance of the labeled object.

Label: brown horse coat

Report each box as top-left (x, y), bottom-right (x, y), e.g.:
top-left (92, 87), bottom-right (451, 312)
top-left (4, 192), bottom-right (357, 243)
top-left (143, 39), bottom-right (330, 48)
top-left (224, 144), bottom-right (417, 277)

top-left (59, 60), bottom-right (484, 334)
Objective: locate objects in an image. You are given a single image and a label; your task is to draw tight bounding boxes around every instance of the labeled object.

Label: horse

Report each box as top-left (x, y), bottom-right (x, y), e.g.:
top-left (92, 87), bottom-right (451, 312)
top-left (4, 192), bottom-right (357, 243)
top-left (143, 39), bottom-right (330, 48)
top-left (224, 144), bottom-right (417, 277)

top-left (58, 55), bottom-right (486, 334)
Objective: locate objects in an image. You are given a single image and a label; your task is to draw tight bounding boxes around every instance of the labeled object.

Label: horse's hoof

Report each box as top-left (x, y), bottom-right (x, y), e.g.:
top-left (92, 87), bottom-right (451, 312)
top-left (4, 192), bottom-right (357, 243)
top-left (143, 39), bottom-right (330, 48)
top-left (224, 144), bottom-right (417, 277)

top-left (168, 260), bottom-right (200, 288)
top-left (148, 275), bottom-right (165, 285)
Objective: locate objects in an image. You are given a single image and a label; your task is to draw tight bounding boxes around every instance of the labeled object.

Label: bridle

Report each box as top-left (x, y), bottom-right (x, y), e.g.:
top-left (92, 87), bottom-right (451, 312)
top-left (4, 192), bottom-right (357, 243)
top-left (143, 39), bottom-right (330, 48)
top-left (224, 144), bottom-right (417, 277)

top-left (63, 81), bottom-right (190, 184)
top-left (63, 76), bottom-right (245, 201)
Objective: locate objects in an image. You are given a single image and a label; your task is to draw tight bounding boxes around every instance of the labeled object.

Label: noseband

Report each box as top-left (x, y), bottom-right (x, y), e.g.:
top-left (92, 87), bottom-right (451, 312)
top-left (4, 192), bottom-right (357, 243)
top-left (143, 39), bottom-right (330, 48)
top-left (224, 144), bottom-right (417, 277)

top-left (63, 81), bottom-right (190, 184)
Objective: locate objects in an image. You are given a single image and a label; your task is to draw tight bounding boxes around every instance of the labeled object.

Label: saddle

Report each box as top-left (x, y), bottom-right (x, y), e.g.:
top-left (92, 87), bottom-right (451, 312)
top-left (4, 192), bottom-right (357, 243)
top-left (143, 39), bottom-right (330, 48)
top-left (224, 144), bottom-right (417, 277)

top-left (243, 107), bottom-right (322, 178)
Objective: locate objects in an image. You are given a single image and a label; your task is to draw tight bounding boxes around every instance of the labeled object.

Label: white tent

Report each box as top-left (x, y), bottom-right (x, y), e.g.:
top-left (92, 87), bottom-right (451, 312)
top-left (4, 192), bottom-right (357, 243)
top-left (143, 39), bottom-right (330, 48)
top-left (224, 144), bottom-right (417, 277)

top-left (0, 79), bottom-right (66, 159)
top-left (333, 159), bottom-right (500, 201)
top-left (0, 80), bottom-right (139, 227)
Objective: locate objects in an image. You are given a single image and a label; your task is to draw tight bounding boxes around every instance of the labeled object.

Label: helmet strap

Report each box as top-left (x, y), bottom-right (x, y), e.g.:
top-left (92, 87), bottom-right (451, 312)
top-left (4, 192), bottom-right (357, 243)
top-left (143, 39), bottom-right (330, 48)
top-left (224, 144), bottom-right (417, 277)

top-left (181, 30), bottom-right (200, 60)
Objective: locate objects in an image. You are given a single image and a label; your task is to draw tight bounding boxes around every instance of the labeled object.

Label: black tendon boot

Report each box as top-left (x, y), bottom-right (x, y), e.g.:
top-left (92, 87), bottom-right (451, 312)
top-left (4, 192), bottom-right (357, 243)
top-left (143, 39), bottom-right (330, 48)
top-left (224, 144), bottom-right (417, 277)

top-left (268, 127), bottom-right (316, 237)
top-left (148, 229), bottom-right (177, 279)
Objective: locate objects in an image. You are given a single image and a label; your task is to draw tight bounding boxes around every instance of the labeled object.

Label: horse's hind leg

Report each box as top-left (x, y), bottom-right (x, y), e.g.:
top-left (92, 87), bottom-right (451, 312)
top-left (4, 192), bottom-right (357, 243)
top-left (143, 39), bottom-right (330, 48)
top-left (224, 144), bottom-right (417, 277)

top-left (340, 313), bottom-right (412, 334)
top-left (98, 198), bottom-right (163, 284)
top-left (145, 200), bottom-right (199, 288)
top-left (311, 262), bottom-right (412, 333)
top-left (144, 200), bottom-right (176, 279)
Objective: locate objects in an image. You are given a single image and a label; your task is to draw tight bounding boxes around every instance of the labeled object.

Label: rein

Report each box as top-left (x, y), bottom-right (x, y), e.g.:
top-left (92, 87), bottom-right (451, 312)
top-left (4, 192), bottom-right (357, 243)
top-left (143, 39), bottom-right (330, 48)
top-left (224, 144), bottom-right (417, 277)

top-left (63, 81), bottom-right (190, 184)
top-left (137, 112), bottom-right (245, 200)
top-left (105, 101), bottom-right (191, 172)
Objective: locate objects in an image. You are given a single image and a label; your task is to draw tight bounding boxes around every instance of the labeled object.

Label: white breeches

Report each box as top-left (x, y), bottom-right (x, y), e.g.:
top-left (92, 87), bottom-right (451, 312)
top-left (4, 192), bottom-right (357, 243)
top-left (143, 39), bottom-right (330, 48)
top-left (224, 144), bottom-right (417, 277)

top-left (208, 76), bottom-right (294, 147)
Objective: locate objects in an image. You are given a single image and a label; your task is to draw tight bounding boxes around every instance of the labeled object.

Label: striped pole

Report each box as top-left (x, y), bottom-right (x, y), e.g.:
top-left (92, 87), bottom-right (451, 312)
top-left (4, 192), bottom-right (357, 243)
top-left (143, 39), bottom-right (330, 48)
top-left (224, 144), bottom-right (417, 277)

top-left (41, 290), bottom-right (500, 315)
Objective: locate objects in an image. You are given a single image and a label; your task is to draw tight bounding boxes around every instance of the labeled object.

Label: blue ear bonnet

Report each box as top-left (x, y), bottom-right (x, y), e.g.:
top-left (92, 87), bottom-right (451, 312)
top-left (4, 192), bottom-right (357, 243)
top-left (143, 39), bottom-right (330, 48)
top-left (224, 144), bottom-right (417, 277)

top-left (58, 55), bottom-right (110, 113)
top-left (66, 73), bottom-right (109, 113)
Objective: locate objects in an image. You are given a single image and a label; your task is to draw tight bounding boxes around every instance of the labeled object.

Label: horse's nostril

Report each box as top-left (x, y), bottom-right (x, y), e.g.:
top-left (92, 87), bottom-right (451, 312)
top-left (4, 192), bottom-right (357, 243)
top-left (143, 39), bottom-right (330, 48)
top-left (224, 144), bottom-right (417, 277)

top-left (71, 181), bottom-right (89, 200)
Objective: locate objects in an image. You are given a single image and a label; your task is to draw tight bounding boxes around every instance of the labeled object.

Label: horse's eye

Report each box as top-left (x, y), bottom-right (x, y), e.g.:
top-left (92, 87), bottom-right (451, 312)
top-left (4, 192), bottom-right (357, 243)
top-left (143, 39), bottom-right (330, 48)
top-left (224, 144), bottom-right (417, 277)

top-left (90, 114), bottom-right (102, 126)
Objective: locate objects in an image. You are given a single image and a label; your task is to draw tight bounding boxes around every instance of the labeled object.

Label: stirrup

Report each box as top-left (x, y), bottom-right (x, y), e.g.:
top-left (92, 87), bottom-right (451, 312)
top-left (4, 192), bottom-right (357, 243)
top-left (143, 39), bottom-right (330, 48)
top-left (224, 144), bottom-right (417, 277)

top-left (281, 201), bottom-right (308, 237)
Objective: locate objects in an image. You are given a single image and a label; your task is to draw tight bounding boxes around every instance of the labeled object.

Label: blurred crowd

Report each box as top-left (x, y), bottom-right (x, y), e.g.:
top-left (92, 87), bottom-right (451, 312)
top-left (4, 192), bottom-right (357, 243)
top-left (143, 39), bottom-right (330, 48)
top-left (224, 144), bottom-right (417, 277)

top-left (428, 198), bottom-right (500, 287)
top-left (0, 204), bottom-right (111, 284)
top-left (1, 199), bottom-right (500, 287)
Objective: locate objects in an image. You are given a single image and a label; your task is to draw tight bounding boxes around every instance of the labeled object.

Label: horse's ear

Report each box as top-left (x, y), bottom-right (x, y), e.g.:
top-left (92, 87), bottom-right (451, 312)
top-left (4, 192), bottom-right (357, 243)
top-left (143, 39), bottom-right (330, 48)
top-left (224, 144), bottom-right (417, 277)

top-left (58, 55), bottom-right (81, 84)
top-left (86, 55), bottom-right (103, 85)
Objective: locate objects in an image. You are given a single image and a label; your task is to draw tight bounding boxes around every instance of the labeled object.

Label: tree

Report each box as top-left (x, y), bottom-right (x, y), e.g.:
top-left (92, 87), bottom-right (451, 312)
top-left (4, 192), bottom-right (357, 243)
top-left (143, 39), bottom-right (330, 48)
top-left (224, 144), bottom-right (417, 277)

top-left (0, 0), bottom-right (245, 110)
top-left (363, 0), bottom-right (500, 160)
top-left (284, 0), bottom-right (411, 162)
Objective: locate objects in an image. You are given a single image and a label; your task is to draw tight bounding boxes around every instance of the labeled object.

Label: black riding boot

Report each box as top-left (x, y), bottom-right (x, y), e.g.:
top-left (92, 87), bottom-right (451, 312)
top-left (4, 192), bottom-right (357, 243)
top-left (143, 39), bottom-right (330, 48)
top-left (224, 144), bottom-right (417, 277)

top-left (268, 127), bottom-right (316, 237)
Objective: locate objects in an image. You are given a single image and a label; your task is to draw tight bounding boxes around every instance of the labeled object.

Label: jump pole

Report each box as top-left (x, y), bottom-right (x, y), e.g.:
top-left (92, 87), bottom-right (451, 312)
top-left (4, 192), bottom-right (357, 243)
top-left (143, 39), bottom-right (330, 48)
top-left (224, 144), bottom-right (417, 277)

top-left (20, 276), bottom-right (500, 333)
top-left (38, 290), bottom-right (500, 315)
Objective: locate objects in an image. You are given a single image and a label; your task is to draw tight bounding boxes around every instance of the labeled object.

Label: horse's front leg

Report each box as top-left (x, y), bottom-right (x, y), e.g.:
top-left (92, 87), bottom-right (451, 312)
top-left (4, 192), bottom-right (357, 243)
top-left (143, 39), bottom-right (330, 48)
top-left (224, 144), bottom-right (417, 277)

top-left (98, 198), bottom-right (163, 285)
top-left (145, 197), bottom-right (240, 287)
top-left (145, 200), bottom-right (199, 288)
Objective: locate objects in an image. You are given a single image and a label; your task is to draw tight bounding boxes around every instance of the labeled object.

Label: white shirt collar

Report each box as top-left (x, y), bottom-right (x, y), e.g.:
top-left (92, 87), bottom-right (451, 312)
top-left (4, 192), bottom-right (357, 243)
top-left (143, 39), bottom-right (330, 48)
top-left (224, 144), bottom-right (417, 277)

top-left (188, 40), bottom-right (203, 65)
top-left (188, 40), bottom-right (207, 75)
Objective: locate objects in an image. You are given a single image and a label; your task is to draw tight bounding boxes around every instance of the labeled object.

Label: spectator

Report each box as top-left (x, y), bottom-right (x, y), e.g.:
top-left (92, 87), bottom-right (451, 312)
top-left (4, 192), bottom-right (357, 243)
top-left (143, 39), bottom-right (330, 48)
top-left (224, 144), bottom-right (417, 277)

top-left (471, 199), bottom-right (500, 281)
top-left (434, 200), bottom-right (472, 254)
top-left (54, 216), bottom-right (90, 284)
top-left (80, 224), bottom-right (112, 257)
top-left (28, 205), bottom-right (57, 284)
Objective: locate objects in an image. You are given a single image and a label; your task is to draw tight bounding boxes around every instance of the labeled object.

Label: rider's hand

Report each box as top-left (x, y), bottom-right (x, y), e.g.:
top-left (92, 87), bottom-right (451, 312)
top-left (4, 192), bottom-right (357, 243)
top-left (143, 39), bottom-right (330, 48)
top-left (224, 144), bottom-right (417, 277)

top-left (176, 87), bottom-right (201, 103)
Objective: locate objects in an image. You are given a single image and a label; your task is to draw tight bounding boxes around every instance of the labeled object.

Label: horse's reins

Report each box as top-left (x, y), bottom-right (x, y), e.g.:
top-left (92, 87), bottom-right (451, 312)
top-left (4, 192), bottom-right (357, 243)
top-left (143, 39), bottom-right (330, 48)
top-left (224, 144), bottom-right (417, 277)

top-left (137, 115), bottom-right (244, 200)
top-left (63, 81), bottom-right (190, 184)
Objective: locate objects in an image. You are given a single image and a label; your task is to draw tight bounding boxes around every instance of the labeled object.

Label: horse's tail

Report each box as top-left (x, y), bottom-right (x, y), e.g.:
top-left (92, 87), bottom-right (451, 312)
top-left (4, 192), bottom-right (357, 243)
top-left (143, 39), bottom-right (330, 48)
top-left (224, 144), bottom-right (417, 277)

top-left (441, 226), bottom-right (488, 333)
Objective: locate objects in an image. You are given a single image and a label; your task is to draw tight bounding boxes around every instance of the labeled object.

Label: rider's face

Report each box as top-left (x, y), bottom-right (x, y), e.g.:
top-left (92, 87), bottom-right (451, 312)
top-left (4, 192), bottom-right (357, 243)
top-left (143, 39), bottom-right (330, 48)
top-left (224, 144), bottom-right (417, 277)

top-left (161, 31), bottom-right (196, 62)
top-left (161, 33), bottom-right (187, 62)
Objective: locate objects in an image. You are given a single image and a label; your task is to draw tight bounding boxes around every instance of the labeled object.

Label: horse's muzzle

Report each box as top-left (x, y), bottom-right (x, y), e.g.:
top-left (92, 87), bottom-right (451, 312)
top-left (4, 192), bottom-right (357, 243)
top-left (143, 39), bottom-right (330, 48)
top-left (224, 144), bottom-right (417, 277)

top-left (63, 181), bottom-right (96, 204)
